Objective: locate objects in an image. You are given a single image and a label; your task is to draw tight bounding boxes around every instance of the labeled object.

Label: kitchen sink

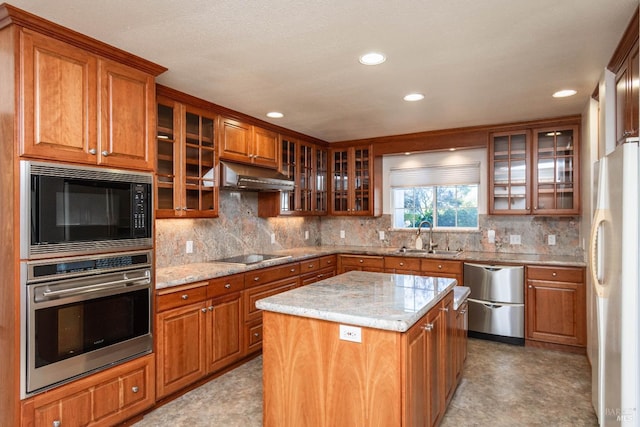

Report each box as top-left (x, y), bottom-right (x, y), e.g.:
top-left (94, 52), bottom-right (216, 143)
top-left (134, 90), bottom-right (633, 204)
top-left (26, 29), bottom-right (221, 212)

top-left (210, 253), bottom-right (292, 265)
top-left (395, 248), bottom-right (463, 258)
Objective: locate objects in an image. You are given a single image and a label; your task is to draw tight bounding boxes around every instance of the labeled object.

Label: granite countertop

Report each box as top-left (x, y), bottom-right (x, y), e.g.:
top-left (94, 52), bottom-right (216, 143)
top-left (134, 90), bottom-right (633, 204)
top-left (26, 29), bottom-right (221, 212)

top-left (155, 245), bottom-right (585, 290)
top-left (453, 286), bottom-right (470, 310)
top-left (255, 271), bottom-right (457, 332)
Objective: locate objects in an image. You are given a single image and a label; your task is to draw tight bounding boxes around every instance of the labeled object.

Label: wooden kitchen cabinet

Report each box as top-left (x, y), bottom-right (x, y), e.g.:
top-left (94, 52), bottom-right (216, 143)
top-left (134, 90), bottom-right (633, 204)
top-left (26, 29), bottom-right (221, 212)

top-left (489, 120), bottom-right (580, 216)
top-left (454, 300), bottom-right (469, 383)
top-left (384, 256), bottom-right (422, 274)
top-left (243, 263), bottom-right (300, 353)
top-left (219, 116), bottom-right (279, 168)
top-left (338, 254), bottom-right (384, 273)
top-left (330, 144), bottom-right (381, 216)
top-left (421, 259), bottom-right (463, 285)
top-left (23, 354), bottom-right (154, 427)
top-left (299, 255), bottom-right (337, 286)
top-left (278, 137), bottom-right (328, 215)
top-left (155, 275), bottom-right (244, 398)
top-left (526, 265), bottom-right (586, 348)
top-left (20, 29), bottom-right (160, 171)
top-left (156, 92), bottom-right (218, 218)
top-left (442, 292), bottom-right (456, 407)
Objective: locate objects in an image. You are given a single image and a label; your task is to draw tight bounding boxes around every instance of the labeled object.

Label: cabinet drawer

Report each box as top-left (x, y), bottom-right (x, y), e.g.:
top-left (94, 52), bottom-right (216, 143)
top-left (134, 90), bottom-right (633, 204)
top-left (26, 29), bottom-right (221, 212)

top-left (245, 263), bottom-right (300, 288)
top-left (527, 266), bottom-right (584, 283)
top-left (300, 258), bottom-right (321, 273)
top-left (421, 259), bottom-right (462, 275)
top-left (208, 274), bottom-right (245, 298)
top-left (340, 255), bottom-right (384, 269)
top-left (384, 256), bottom-right (421, 271)
top-left (244, 277), bottom-right (299, 321)
top-left (156, 282), bottom-right (208, 312)
top-left (319, 255), bottom-right (337, 269)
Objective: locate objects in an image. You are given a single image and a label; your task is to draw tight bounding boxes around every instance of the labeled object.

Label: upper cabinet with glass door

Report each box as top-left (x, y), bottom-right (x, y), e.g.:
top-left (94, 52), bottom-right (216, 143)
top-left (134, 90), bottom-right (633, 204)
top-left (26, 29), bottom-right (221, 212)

top-left (156, 95), bottom-right (218, 218)
top-left (532, 126), bottom-right (579, 215)
top-left (330, 145), bottom-right (381, 216)
top-left (489, 131), bottom-right (531, 214)
top-left (489, 123), bottom-right (580, 216)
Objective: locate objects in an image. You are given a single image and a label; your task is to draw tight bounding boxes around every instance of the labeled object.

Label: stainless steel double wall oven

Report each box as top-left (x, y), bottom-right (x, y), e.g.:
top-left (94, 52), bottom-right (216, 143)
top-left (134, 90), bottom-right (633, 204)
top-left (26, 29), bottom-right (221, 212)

top-left (20, 161), bottom-right (154, 397)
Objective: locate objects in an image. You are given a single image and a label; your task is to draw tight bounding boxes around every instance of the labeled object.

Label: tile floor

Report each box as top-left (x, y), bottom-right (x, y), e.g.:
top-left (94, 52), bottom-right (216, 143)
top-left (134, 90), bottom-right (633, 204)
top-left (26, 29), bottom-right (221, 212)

top-left (133, 338), bottom-right (597, 426)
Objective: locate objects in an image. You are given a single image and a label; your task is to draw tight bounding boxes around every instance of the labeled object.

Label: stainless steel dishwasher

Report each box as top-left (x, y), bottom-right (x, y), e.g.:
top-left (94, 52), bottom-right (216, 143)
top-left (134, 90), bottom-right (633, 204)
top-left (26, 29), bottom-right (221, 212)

top-left (463, 263), bottom-right (524, 345)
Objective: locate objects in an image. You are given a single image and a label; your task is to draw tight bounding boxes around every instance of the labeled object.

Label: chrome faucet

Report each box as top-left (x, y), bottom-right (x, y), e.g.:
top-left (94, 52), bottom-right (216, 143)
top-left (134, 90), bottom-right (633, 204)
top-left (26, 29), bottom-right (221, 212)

top-left (416, 220), bottom-right (438, 252)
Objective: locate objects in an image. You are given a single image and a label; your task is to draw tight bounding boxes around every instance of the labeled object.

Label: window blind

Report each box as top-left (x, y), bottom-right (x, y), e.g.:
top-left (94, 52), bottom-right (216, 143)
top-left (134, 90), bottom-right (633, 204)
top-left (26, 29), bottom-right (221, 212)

top-left (388, 162), bottom-right (480, 187)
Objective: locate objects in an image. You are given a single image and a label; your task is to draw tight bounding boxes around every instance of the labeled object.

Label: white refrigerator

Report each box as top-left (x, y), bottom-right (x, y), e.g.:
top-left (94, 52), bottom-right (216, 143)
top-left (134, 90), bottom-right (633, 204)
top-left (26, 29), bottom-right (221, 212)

top-left (589, 138), bottom-right (639, 426)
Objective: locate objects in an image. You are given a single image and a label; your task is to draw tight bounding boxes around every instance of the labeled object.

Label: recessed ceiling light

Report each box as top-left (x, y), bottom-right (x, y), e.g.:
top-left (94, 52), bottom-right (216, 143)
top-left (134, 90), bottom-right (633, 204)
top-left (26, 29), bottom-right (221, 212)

top-left (359, 52), bottom-right (386, 65)
top-left (266, 112), bottom-right (284, 118)
top-left (552, 89), bottom-right (577, 98)
top-left (403, 93), bottom-right (425, 102)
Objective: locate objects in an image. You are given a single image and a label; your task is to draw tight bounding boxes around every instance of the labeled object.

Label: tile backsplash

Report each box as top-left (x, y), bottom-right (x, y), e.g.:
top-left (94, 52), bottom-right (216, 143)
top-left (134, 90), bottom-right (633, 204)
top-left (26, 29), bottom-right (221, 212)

top-left (156, 192), bottom-right (583, 268)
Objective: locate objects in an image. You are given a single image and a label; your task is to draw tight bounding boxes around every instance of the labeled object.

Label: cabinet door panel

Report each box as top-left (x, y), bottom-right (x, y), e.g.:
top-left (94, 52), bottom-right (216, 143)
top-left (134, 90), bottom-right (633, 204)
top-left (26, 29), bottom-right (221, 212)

top-left (253, 127), bottom-right (279, 168)
top-left (35, 391), bottom-right (92, 427)
top-left (99, 59), bottom-right (154, 170)
top-left (219, 117), bottom-right (252, 161)
top-left (207, 293), bottom-right (243, 372)
top-left (21, 30), bottom-right (97, 163)
top-left (93, 378), bottom-right (120, 420)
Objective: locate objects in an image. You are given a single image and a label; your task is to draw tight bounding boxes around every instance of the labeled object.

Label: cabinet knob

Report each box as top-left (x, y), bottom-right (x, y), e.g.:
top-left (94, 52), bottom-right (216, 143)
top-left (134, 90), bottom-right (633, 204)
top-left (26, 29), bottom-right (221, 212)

top-left (181, 294), bottom-right (189, 300)
top-left (290, 268), bottom-right (296, 272)
top-left (224, 284), bottom-right (231, 289)
top-left (208, 306), bottom-right (214, 311)
top-left (201, 308), bottom-right (207, 313)
top-left (52, 421), bottom-right (61, 427)
top-left (399, 262), bottom-right (404, 266)
top-left (534, 206), bottom-right (538, 210)
top-left (308, 264), bottom-right (314, 268)
top-left (101, 150), bottom-right (109, 157)
top-left (131, 386), bottom-right (139, 393)
top-left (552, 272), bottom-right (557, 277)
top-left (359, 259), bottom-right (364, 263)
top-left (440, 307), bottom-right (449, 312)
top-left (254, 332), bottom-right (260, 337)
top-left (528, 285), bottom-right (532, 288)
top-left (460, 309), bottom-right (467, 314)
top-left (254, 277), bottom-right (260, 281)
top-left (423, 323), bottom-right (434, 331)
top-left (88, 148), bottom-right (97, 155)
top-left (438, 264), bottom-right (443, 269)
top-left (182, 207), bottom-right (188, 211)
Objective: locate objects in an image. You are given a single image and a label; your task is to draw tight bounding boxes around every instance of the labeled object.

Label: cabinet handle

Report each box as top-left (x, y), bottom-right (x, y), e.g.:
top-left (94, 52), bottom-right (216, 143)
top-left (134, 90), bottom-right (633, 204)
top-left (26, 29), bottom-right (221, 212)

top-left (52, 421), bottom-right (61, 427)
top-left (254, 332), bottom-right (260, 337)
top-left (460, 310), bottom-right (467, 314)
top-left (438, 264), bottom-right (443, 269)
top-left (254, 277), bottom-right (260, 281)
top-left (317, 274), bottom-right (324, 278)
top-left (290, 268), bottom-right (296, 272)
top-left (552, 272), bottom-right (557, 277)
top-left (131, 386), bottom-right (139, 393)
top-left (308, 264), bottom-right (314, 268)
top-left (534, 206), bottom-right (538, 210)
top-left (440, 307), bottom-right (449, 312)
top-left (359, 259), bottom-right (364, 263)
top-left (423, 323), bottom-right (434, 331)
top-left (224, 284), bottom-right (231, 289)
top-left (88, 148), bottom-right (97, 155)
top-left (101, 150), bottom-right (109, 157)
top-left (201, 308), bottom-right (207, 313)
top-left (208, 306), bottom-right (214, 311)
top-left (182, 207), bottom-right (188, 211)
top-left (181, 294), bottom-right (189, 300)
top-left (528, 285), bottom-right (532, 288)
top-left (526, 206), bottom-right (530, 210)
top-left (399, 262), bottom-right (404, 266)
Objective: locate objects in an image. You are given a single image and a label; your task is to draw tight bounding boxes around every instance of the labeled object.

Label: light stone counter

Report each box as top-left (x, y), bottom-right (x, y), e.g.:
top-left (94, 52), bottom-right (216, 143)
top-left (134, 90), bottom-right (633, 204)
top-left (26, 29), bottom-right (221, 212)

top-left (255, 271), bottom-right (457, 332)
top-left (156, 245), bottom-right (585, 290)
top-left (453, 286), bottom-right (470, 310)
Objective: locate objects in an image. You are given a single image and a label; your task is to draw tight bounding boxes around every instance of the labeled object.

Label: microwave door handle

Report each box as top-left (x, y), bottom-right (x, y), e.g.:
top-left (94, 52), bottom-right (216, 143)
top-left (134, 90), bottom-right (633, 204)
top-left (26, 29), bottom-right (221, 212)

top-left (41, 272), bottom-right (150, 298)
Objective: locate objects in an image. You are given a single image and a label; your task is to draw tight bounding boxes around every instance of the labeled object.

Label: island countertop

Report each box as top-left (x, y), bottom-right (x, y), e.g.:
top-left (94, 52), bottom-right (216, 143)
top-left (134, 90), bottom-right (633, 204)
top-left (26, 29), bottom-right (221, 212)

top-left (255, 271), bottom-right (457, 333)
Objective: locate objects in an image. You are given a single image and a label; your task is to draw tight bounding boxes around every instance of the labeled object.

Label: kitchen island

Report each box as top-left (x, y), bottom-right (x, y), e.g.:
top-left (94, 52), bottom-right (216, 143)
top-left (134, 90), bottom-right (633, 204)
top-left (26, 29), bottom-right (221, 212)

top-left (256, 271), bottom-right (464, 427)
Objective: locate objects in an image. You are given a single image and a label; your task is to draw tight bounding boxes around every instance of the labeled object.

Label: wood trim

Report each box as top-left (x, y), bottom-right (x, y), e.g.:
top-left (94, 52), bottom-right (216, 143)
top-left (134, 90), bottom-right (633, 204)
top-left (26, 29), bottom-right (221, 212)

top-left (334, 115), bottom-right (581, 156)
top-left (608, 7), bottom-right (640, 73)
top-left (157, 84), bottom-right (327, 146)
top-left (0, 4), bottom-right (167, 76)
top-left (525, 339), bottom-right (586, 355)
top-left (0, 24), bottom-right (19, 427)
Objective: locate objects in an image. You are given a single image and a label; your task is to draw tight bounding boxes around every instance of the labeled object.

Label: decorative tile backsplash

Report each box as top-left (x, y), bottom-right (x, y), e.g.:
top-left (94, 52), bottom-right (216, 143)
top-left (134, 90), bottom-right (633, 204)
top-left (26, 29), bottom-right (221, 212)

top-left (156, 192), bottom-right (583, 268)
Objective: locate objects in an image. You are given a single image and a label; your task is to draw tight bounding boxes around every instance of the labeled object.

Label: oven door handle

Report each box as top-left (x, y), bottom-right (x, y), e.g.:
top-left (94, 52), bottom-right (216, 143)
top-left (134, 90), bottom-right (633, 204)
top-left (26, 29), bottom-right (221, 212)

top-left (41, 271), bottom-right (150, 299)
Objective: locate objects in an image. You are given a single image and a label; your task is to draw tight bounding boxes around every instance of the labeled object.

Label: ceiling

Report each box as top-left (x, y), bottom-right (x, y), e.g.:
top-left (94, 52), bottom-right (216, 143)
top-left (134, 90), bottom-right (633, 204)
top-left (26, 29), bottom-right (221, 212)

top-left (8, 0), bottom-right (638, 142)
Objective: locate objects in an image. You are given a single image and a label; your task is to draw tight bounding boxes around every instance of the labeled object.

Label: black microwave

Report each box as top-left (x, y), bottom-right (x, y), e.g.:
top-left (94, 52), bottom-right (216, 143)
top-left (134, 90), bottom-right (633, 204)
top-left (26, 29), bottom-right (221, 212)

top-left (20, 161), bottom-right (153, 259)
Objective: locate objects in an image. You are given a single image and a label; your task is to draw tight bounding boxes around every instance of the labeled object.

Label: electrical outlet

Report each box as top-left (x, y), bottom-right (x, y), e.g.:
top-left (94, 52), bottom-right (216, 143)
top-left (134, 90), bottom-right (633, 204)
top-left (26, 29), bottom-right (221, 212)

top-left (340, 230), bottom-right (345, 239)
top-left (487, 229), bottom-right (495, 244)
top-left (548, 234), bottom-right (556, 245)
top-left (185, 240), bottom-right (193, 254)
top-left (509, 234), bottom-right (521, 245)
top-left (339, 324), bottom-right (362, 343)
top-left (379, 230), bottom-right (385, 240)
top-left (270, 233), bottom-right (276, 244)
top-left (304, 230), bottom-right (309, 240)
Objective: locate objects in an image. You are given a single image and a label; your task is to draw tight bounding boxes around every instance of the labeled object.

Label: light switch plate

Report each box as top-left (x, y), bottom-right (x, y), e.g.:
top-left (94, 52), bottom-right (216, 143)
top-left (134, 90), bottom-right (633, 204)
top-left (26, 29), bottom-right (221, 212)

top-left (379, 230), bottom-right (385, 240)
top-left (509, 234), bottom-right (521, 245)
top-left (270, 233), bottom-right (276, 244)
top-left (487, 229), bottom-right (495, 244)
top-left (339, 324), bottom-right (362, 343)
top-left (548, 234), bottom-right (556, 245)
top-left (304, 230), bottom-right (309, 240)
top-left (185, 240), bottom-right (193, 254)
top-left (340, 230), bottom-right (345, 239)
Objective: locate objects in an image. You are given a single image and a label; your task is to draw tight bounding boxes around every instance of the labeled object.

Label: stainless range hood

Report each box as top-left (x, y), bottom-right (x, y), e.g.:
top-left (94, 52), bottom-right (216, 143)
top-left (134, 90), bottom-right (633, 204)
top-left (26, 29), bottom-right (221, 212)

top-left (220, 161), bottom-right (294, 192)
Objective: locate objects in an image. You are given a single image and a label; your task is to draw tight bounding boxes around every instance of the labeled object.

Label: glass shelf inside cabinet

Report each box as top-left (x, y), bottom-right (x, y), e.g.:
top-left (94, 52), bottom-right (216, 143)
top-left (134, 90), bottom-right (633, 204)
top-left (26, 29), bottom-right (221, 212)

top-left (157, 103), bottom-right (176, 211)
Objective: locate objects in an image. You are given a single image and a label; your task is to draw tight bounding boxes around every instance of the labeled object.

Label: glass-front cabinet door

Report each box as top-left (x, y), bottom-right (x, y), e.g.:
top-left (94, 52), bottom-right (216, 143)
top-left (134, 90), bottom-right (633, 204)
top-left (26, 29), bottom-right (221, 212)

top-left (489, 131), bottom-right (531, 214)
top-left (330, 145), bottom-right (373, 215)
top-left (183, 107), bottom-right (217, 215)
top-left (156, 95), bottom-right (218, 218)
top-left (532, 126), bottom-right (579, 215)
top-left (280, 137), bottom-right (297, 214)
top-left (315, 148), bottom-right (328, 214)
top-left (299, 143), bottom-right (313, 212)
